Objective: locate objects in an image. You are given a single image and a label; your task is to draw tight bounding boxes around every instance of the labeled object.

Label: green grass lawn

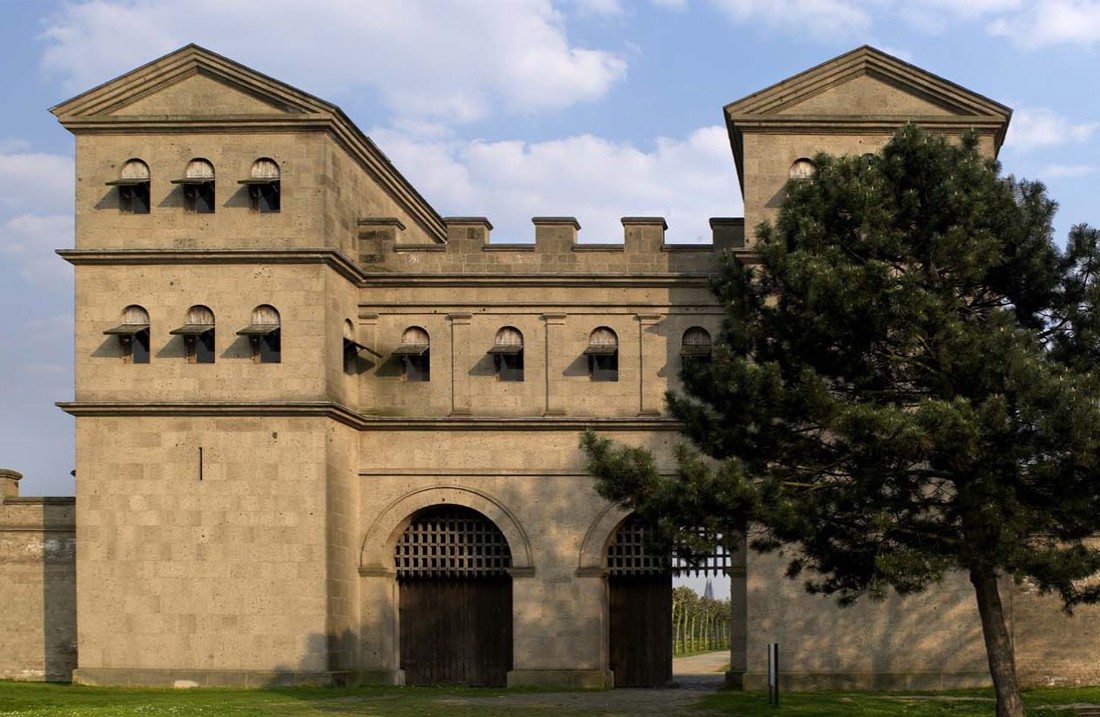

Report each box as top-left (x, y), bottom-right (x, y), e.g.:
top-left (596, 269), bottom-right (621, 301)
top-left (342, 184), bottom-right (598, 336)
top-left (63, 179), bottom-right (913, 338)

top-left (2, 681), bottom-right (1100, 716)
top-left (702, 687), bottom-right (1100, 716)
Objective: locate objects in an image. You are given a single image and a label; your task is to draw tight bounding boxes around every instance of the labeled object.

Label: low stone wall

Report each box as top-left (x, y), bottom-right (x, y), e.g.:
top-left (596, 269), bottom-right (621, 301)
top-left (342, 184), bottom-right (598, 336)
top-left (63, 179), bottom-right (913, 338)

top-left (0, 471), bottom-right (77, 682)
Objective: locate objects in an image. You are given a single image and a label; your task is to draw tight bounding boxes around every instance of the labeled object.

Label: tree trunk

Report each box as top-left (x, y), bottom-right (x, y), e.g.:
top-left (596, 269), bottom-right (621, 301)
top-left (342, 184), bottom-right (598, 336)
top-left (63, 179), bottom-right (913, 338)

top-left (969, 565), bottom-right (1025, 717)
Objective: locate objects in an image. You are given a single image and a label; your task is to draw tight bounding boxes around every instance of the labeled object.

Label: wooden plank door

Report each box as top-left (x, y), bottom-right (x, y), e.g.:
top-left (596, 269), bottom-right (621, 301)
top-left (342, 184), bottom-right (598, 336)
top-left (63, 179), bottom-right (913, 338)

top-left (609, 574), bottom-right (673, 687)
top-left (399, 576), bottom-right (512, 686)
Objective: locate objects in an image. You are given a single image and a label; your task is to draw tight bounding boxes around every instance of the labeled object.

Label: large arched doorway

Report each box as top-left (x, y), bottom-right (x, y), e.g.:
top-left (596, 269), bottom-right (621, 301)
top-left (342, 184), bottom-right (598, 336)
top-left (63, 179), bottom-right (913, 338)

top-left (396, 505), bottom-right (513, 686)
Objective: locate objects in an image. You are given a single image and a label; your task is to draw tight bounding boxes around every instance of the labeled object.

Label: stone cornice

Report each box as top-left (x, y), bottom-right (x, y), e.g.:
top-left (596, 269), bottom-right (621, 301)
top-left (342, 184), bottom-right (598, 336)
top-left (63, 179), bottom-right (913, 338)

top-left (355, 416), bottom-right (681, 431)
top-left (360, 273), bottom-right (714, 288)
top-left (57, 401), bottom-right (367, 429)
top-left (727, 115), bottom-right (1007, 134)
top-left (56, 402), bottom-right (682, 432)
top-left (56, 249), bottom-right (728, 287)
top-left (57, 248), bottom-right (366, 283)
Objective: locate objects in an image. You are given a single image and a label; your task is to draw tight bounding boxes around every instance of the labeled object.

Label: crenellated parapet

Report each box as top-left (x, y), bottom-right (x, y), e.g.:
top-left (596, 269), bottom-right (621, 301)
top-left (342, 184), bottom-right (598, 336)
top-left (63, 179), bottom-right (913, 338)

top-left (357, 215), bottom-right (747, 275)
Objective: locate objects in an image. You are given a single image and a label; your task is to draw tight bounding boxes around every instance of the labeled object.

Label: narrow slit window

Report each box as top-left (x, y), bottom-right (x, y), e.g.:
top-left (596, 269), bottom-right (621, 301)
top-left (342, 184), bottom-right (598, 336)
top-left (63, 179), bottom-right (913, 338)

top-left (107, 159), bottom-right (150, 215)
top-left (173, 159), bottom-right (215, 213)
top-left (171, 305), bottom-right (216, 363)
top-left (393, 327), bottom-right (430, 382)
top-left (237, 305), bottom-right (280, 364)
top-left (241, 158), bottom-right (280, 213)
top-left (103, 304), bottom-right (150, 363)
top-left (489, 326), bottom-right (524, 382)
top-left (585, 327), bottom-right (618, 382)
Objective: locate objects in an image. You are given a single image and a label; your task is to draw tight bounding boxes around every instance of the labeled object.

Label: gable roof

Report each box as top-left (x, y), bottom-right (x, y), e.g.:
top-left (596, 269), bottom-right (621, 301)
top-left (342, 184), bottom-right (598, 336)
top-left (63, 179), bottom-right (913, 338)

top-left (723, 46), bottom-right (1013, 194)
top-left (51, 44), bottom-right (446, 244)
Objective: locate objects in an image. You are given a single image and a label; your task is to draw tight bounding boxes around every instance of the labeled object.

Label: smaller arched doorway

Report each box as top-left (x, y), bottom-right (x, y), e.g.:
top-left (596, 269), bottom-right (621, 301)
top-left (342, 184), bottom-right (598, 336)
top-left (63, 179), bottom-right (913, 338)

top-left (607, 514), bottom-right (674, 687)
top-left (397, 505), bottom-right (513, 686)
top-left (607, 515), bottom-right (733, 688)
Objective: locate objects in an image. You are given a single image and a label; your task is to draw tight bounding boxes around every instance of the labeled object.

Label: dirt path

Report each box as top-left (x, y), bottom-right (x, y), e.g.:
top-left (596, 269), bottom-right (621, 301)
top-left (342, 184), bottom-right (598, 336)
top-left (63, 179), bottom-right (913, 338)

top-left (673, 650), bottom-right (729, 675)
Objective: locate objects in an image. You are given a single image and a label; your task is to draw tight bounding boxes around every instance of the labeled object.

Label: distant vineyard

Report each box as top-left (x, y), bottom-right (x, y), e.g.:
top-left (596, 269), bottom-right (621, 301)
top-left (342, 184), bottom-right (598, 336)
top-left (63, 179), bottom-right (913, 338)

top-left (672, 586), bottom-right (730, 656)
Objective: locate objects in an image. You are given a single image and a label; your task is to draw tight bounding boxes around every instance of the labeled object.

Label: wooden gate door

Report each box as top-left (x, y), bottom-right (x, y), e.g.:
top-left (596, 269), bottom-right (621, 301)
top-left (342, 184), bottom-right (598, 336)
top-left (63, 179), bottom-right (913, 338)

top-left (399, 577), bottom-right (512, 686)
top-left (395, 506), bottom-right (513, 687)
top-left (609, 574), bottom-right (673, 687)
top-left (607, 515), bottom-right (673, 688)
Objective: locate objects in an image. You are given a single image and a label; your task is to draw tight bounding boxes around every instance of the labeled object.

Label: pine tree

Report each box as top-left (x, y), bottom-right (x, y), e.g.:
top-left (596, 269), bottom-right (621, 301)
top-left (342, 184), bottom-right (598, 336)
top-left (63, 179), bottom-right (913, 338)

top-left (582, 126), bottom-right (1100, 717)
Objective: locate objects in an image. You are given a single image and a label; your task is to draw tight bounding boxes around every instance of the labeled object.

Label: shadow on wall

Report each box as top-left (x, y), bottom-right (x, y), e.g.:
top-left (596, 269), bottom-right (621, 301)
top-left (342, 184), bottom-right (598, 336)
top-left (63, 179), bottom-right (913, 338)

top-left (745, 553), bottom-right (990, 690)
top-left (43, 500), bottom-right (77, 681)
top-left (0, 487), bottom-right (77, 683)
top-left (260, 629), bottom-right (362, 688)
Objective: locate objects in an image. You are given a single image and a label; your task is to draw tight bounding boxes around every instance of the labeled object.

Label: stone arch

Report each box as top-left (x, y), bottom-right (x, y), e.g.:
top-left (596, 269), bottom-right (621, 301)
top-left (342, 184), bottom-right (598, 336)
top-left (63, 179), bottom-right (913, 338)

top-left (577, 502), bottom-right (632, 573)
top-left (360, 485), bottom-right (534, 572)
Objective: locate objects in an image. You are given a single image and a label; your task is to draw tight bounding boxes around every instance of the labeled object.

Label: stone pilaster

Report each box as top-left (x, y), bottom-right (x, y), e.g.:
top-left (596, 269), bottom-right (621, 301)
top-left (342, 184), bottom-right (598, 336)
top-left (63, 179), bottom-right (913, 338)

top-left (541, 314), bottom-right (567, 416)
top-left (636, 314), bottom-right (663, 416)
top-left (448, 313), bottom-right (472, 416)
top-left (726, 541), bottom-right (748, 688)
top-left (358, 569), bottom-right (403, 685)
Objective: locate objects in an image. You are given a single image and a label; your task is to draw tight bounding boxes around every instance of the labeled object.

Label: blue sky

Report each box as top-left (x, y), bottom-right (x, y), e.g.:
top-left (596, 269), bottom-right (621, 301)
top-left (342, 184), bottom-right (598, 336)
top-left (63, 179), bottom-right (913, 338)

top-left (3, 0), bottom-right (1100, 502)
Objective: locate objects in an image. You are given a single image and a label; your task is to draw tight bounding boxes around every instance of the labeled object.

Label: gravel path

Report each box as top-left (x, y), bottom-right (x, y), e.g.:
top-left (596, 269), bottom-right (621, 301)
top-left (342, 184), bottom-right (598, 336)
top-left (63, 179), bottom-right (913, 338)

top-left (432, 654), bottom-right (732, 716)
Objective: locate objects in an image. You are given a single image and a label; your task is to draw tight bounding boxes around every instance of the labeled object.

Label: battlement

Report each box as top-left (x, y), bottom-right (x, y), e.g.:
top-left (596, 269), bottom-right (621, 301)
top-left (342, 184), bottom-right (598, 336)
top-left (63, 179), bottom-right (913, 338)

top-left (0, 469), bottom-right (22, 500)
top-left (357, 216), bottom-right (746, 275)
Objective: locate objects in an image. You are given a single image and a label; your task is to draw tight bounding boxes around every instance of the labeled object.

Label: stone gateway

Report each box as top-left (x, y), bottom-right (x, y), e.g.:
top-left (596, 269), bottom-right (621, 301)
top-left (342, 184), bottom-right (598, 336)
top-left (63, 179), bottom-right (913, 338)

top-left (2, 44), bottom-right (1100, 690)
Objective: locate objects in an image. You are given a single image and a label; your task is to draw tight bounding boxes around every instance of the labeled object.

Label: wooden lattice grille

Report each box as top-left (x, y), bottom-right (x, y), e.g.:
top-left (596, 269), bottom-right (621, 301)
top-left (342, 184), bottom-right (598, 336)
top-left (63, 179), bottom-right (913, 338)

top-left (396, 506), bottom-right (511, 579)
top-left (607, 515), bottom-right (731, 577)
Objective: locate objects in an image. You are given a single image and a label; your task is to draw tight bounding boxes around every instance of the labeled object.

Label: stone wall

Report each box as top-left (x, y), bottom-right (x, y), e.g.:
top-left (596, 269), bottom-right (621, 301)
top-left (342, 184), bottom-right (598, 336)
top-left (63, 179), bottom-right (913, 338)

top-left (0, 470), bottom-right (77, 682)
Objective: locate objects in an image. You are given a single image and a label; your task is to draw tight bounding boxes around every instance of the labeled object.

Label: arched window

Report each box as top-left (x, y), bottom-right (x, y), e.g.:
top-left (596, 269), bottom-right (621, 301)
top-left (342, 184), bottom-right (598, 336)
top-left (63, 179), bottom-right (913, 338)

top-left (174, 158), bottom-right (215, 213)
top-left (789, 158), bottom-right (815, 181)
top-left (242, 158), bottom-right (280, 213)
top-left (681, 326), bottom-right (712, 370)
top-left (170, 305), bottom-right (216, 363)
top-left (103, 304), bottom-right (150, 363)
top-left (237, 305), bottom-right (280, 364)
top-left (585, 327), bottom-right (618, 382)
top-left (489, 326), bottom-right (524, 382)
top-left (107, 159), bottom-right (150, 214)
top-left (394, 326), bottom-right (430, 382)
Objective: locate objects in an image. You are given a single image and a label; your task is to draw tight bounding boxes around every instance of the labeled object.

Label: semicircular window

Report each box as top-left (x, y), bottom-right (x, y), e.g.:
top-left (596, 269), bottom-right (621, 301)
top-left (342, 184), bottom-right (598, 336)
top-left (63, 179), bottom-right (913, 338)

top-left (395, 505), bottom-right (511, 579)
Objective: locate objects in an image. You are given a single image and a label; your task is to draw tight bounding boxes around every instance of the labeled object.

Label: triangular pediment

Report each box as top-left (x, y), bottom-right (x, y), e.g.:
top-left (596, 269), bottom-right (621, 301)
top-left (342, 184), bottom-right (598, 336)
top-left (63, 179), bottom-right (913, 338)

top-left (772, 72), bottom-right (956, 117)
top-left (725, 46), bottom-right (1011, 121)
top-left (723, 46), bottom-right (1013, 195)
top-left (51, 44), bottom-right (334, 119)
top-left (108, 71), bottom-right (296, 116)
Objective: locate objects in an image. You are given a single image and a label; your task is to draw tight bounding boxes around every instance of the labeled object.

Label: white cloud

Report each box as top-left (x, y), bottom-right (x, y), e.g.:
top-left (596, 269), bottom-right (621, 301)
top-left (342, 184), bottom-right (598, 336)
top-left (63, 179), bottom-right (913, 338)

top-left (0, 150), bottom-right (73, 214)
top-left (0, 214), bottom-right (75, 286)
top-left (988, 1), bottom-right (1100, 47)
top-left (0, 145), bottom-right (74, 287)
top-left (1006, 107), bottom-right (1099, 151)
top-left (372, 125), bottom-right (742, 243)
top-left (1038, 164), bottom-right (1098, 178)
top-left (40, 0), bottom-right (627, 123)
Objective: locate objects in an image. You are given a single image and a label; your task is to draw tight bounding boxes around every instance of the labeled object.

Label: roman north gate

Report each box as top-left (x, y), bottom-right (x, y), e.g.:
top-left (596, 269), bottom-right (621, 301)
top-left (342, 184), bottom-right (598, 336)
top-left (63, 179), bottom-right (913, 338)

top-left (8, 41), bottom-right (1097, 691)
